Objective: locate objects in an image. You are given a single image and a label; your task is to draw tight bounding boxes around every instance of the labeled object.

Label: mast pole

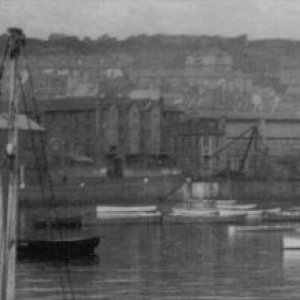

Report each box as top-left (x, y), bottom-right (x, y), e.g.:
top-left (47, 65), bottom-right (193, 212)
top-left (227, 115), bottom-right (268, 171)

top-left (3, 28), bottom-right (24, 300)
top-left (0, 172), bottom-right (4, 300)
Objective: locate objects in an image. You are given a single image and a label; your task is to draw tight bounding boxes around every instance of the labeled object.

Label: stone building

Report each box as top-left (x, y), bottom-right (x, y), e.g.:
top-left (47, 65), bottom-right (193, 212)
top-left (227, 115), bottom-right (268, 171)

top-left (166, 111), bottom-right (300, 179)
top-left (23, 97), bottom-right (165, 169)
top-left (97, 97), bottom-right (162, 165)
top-left (280, 56), bottom-right (300, 95)
top-left (163, 116), bottom-right (224, 176)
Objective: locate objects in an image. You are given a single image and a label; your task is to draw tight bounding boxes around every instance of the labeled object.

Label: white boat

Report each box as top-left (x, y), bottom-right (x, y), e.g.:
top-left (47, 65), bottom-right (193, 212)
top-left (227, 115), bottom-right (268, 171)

top-left (96, 205), bottom-right (158, 213)
top-left (219, 209), bottom-right (262, 219)
top-left (283, 235), bottom-right (300, 250)
top-left (263, 207), bottom-right (281, 214)
top-left (171, 208), bottom-right (218, 216)
top-left (96, 205), bottom-right (162, 224)
top-left (216, 203), bottom-right (257, 210)
top-left (97, 211), bottom-right (161, 218)
top-left (95, 210), bottom-right (162, 225)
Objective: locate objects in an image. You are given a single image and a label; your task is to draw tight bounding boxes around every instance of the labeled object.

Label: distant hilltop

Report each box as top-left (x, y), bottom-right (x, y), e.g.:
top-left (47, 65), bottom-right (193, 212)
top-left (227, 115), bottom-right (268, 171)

top-left (1, 33), bottom-right (300, 116)
top-left (0, 33), bottom-right (250, 55)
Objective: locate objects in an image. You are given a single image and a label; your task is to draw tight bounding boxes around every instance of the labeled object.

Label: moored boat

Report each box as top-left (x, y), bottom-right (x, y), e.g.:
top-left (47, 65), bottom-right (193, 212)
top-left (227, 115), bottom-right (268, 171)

top-left (263, 207), bottom-right (282, 214)
top-left (96, 205), bottom-right (158, 213)
top-left (171, 207), bottom-right (218, 216)
top-left (216, 203), bottom-right (257, 210)
top-left (95, 205), bottom-right (162, 225)
top-left (219, 209), bottom-right (263, 219)
top-left (95, 212), bottom-right (162, 225)
top-left (17, 236), bottom-right (100, 259)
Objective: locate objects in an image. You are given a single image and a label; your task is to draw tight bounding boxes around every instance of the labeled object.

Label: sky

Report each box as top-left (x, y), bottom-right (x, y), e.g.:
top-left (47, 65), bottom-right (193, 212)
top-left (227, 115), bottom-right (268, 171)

top-left (1, 0), bottom-right (300, 40)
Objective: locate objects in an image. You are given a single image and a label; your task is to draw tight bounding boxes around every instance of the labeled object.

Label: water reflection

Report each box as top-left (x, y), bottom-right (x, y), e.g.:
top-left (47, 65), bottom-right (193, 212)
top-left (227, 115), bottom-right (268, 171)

top-left (16, 220), bottom-right (300, 299)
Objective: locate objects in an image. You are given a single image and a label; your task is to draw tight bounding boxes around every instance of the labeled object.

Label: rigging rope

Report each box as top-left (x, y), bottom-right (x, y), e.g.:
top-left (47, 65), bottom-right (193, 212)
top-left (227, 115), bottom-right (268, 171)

top-left (18, 77), bottom-right (71, 300)
top-left (20, 51), bottom-right (76, 300)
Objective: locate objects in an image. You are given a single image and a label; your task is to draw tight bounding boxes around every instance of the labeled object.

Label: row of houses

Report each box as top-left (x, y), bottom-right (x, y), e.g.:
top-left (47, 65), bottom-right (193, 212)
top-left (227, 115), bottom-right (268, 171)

top-left (21, 97), bottom-right (175, 169)
top-left (10, 95), bottom-right (300, 180)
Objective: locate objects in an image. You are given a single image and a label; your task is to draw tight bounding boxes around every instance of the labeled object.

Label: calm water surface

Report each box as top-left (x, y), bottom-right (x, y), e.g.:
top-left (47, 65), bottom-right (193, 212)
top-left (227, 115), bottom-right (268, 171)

top-left (16, 211), bottom-right (300, 299)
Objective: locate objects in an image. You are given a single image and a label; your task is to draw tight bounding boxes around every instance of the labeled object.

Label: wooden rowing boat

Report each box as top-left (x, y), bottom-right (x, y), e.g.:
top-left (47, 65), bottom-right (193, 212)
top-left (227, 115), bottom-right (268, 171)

top-left (219, 209), bottom-right (263, 219)
top-left (95, 210), bottom-right (162, 225)
top-left (216, 203), bottom-right (257, 210)
top-left (263, 207), bottom-right (281, 214)
top-left (17, 236), bottom-right (101, 259)
top-left (171, 208), bottom-right (218, 216)
top-left (96, 205), bottom-right (158, 213)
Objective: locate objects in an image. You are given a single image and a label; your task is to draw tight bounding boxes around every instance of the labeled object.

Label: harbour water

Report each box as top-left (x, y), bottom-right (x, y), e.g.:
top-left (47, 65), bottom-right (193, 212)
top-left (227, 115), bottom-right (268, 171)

top-left (16, 217), bottom-right (300, 299)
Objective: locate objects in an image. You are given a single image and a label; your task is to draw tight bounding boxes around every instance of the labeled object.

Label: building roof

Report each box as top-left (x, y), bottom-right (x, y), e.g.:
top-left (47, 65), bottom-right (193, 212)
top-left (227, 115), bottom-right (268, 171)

top-left (185, 111), bottom-right (300, 122)
top-left (0, 98), bottom-right (99, 113)
top-left (32, 97), bottom-right (99, 112)
top-left (169, 118), bottom-right (221, 135)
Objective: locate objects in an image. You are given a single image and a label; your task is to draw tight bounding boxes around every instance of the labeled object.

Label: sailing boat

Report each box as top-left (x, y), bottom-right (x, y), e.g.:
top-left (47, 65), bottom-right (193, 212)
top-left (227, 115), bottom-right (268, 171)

top-left (1, 27), bottom-right (100, 298)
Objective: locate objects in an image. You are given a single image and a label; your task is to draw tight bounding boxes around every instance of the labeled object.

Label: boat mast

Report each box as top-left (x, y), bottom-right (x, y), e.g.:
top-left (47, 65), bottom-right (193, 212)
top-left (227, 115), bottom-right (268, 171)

top-left (0, 172), bottom-right (5, 300)
top-left (3, 28), bottom-right (24, 300)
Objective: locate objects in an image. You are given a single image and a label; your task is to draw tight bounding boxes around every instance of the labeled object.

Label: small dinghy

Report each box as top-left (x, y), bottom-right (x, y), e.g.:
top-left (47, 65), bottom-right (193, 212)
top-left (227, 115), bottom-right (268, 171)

top-left (96, 211), bottom-right (162, 225)
top-left (263, 207), bottom-right (281, 214)
top-left (216, 203), bottom-right (257, 210)
top-left (172, 208), bottom-right (218, 216)
top-left (96, 205), bottom-right (157, 213)
top-left (219, 209), bottom-right (263, 219)
top-left (96, 205), bottom-right (162, 225)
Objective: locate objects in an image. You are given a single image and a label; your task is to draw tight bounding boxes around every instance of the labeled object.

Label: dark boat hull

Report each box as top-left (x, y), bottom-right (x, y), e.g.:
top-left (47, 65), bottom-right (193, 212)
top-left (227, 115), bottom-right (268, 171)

top-left (17, 236), bottom-right (100, 259)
